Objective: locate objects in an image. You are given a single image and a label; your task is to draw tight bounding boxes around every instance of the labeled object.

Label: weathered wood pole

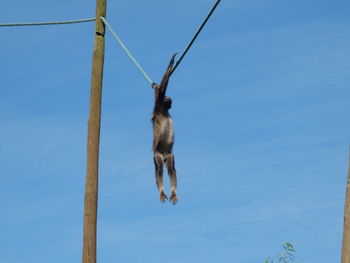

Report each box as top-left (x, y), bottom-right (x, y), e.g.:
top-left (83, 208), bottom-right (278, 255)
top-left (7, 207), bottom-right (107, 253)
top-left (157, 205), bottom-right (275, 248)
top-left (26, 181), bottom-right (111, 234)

top-left (342, 149), bottom-right (350, 263)
top-left (82, 0), bottom-right (106, 263)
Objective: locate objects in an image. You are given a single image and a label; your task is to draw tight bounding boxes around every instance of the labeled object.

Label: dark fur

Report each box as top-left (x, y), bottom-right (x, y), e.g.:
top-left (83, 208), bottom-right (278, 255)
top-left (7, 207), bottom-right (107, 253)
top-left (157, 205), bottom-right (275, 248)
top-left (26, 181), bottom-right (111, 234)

top-left (152, 53), bottom-right (178, 204)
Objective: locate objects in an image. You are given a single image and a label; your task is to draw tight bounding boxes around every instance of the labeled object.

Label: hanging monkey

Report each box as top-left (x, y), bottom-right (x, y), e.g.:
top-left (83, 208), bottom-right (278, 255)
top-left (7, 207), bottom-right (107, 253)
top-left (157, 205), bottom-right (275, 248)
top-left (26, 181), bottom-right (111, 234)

top-left (151, 53), bottom-right (178, 204)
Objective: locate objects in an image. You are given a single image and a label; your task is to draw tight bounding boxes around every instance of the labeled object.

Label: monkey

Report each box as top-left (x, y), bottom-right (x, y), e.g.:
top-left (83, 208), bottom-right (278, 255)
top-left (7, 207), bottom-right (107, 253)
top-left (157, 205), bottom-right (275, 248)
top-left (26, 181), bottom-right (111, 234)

top-left (151, 53), bottom-right (178, 205)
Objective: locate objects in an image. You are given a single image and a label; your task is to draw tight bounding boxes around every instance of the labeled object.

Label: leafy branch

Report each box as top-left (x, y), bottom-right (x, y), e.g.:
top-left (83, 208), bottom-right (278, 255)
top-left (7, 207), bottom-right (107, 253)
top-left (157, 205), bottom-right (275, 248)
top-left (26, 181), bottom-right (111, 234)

top-left (264, 242), bottom-right (297, 263)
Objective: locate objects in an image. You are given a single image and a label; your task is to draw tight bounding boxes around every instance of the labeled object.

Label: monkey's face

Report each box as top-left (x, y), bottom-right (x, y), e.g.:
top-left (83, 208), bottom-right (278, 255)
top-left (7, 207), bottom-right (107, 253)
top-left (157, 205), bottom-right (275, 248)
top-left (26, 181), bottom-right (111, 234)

top-left (164, 96), bottom-right (172, 109)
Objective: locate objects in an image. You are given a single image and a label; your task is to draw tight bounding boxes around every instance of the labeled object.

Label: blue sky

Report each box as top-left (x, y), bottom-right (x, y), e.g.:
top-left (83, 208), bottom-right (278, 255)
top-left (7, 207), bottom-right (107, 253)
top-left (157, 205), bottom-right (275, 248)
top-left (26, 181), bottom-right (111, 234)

top-left (1, 0), bottom-right (349, 262)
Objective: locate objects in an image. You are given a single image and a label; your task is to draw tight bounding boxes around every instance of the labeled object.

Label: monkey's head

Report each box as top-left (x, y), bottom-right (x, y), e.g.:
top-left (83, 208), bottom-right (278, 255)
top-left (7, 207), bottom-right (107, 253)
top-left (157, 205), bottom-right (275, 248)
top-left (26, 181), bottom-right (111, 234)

top-left (163, 96), bottom-right (172, 109)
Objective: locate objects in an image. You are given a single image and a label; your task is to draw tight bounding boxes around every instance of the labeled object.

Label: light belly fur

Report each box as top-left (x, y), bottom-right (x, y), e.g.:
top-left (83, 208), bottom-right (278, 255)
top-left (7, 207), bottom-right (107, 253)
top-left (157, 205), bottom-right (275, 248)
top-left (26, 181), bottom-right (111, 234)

top-left (157, 118), bottom-right (174, 153)
top-left (160, 118), bottom-right (174, 144)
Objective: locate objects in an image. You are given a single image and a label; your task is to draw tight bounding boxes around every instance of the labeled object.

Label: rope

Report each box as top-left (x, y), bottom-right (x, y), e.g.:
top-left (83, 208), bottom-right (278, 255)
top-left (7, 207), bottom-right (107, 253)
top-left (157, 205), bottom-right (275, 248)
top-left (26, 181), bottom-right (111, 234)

top-left (101, 16), bottom-right (154, 86)
top-left (170, 0), bottom-right (221, 76)
top-left (0, 18), bottom-right (95, 27)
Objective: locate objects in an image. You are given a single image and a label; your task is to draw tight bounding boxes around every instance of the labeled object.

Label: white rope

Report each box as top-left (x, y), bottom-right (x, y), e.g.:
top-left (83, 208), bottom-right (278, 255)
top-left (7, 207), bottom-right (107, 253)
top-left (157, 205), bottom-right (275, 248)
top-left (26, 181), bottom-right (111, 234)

top-left (101, 16), bottom-right (154, 86)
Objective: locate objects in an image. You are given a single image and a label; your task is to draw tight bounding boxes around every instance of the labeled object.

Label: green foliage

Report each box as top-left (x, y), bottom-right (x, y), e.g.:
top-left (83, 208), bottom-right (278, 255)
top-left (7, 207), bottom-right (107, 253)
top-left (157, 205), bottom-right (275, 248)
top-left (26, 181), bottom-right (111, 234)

top-left (264, 243), bottom-right (297, 263)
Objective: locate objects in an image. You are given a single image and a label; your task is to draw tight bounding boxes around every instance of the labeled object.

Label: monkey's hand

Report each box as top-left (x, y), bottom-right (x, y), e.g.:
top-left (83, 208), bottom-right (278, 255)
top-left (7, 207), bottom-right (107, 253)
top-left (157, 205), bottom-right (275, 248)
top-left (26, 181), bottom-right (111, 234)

top-left (152, 82), bottom-right (160, 89)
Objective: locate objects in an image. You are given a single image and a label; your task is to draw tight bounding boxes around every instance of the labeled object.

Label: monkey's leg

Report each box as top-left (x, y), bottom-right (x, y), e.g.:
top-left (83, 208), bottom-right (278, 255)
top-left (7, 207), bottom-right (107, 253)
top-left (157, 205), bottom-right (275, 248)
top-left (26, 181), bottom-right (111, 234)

top-left (166, 153), bottom-right (178, 205)
top-left (154, 152), bottom-right (167, 202)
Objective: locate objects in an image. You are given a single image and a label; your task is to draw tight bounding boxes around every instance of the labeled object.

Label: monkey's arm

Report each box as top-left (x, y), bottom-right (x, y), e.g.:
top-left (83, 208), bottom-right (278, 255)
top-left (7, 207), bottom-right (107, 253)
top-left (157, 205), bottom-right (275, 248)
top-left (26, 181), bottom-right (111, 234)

top-left (152, 83), bottom-right (160, 102)
top-left (152, 53), bottom-right (177, 107)
top-left (159, 53), bottom-right (177, 95)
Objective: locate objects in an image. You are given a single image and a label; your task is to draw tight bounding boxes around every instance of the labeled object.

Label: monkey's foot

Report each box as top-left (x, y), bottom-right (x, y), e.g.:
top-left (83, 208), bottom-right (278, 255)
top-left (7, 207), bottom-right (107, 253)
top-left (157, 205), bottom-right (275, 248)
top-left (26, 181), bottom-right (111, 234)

top-left (170, 194), bottom-right (178, 205)
top-left (160, 193), bottom-right (168, 203)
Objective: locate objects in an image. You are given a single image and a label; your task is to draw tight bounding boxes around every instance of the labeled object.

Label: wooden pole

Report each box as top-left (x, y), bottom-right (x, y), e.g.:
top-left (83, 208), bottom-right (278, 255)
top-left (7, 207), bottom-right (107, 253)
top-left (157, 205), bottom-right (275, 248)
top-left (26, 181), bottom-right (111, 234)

top-left (342, 148), bottom-right (350, 263)
top-left (82, 0), bottom-right (106, 262)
